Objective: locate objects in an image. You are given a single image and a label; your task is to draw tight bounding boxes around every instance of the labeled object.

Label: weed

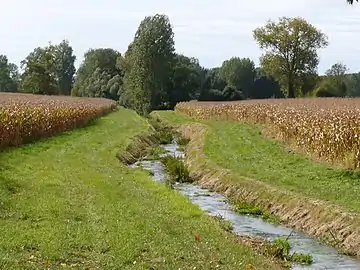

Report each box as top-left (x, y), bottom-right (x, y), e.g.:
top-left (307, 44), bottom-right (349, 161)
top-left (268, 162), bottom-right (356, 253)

top-left (236, 202), bottom-right (281, 224)
top-left (161, 156), bottom-right (192, 184)
top-left (291, 253), bottom-right (313, 265)
top-left (176, 136), bottom-right (190, 146)
top-left (266, 236), bottom-right (312, 265)
top-left (148, 118), bottom-right (173, 144)
top-left (146, 146), bottom-right (167, 161)
top-left (213, 215), bottom-right (233, 232)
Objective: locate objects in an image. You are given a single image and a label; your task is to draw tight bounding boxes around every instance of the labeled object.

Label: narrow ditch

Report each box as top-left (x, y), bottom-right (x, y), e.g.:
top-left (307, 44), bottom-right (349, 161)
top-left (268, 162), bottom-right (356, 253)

top-left (129, 139), bottom-right (360, 270)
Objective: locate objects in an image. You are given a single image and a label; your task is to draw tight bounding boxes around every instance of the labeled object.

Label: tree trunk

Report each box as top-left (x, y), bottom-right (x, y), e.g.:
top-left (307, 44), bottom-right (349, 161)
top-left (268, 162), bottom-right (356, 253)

top-left (288, 75), bottom-right (295, 98)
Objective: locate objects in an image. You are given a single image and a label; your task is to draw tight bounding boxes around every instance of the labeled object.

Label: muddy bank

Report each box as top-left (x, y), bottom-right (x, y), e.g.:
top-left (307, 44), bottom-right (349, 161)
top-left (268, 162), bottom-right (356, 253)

top-left (175, 122), bottom-right (360, 258)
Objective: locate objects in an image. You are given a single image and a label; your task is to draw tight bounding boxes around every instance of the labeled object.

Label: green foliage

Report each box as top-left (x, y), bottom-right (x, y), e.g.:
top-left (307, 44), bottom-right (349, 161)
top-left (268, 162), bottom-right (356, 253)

top-left (236, 202), bottom-right (281, 224)
top-left (148, 117), bottom-right (174, 144)
top-left (20, 40), bottom-right (76, 95)
top-left (168, 54), bottom-right (203, 108)
top-left (219, 57), bottom-right (256, 98)
top-left (346, 73), bottom-right (360, 97)
top-left (122, 14), bottom-right (175, 115)
top-left (314, 78), bottom-right (346, 97)
top-left (0, 55), bottom-right (19, 92)
top-left (72, 48), bottom-right (122, 100)
top-left (198, 88), bottom-right (225, 101)
top-left (177, 136), bottom-right (190, 146)
top-left (52, 40), bottom-right (76, 95)
top-left (161, 156), bottom-right (192, 184)
top-left (213, 215), bottom-right (234, 232)
top-left (251, 71), bottom-right (284, 99)
top-left (223, 85), bottom-right (245, 101)
top-left (20, 46), bottom-right (58, 94)
top-left (267, 237), bottom-right (313, 265)
top-left (253, 17), bottom-right (328, 98)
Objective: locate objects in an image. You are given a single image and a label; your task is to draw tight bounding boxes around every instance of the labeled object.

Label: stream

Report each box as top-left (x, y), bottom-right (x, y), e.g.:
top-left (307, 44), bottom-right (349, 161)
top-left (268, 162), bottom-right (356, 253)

top-left (130, 140), bottom-right (360, 270)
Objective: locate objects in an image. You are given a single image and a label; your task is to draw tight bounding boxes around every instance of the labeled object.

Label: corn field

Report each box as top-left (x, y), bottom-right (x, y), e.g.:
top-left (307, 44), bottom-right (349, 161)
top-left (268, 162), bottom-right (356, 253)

top-left (176, 98), bottom-right (360, 169)
top-left (0, 93), bottom-right (117, 149)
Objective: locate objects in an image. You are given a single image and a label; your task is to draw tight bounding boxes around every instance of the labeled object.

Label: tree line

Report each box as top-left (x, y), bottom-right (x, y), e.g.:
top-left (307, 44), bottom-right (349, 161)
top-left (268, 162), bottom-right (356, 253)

top-left (1, 11), bottom-right (360, 115)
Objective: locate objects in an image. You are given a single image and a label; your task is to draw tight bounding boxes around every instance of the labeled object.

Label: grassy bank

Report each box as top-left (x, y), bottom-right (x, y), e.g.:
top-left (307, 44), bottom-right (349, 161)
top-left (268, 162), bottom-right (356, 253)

top-left (153, 110), bottom-right (360, 214)
top-left (0, 108), bottom-right (280, 269)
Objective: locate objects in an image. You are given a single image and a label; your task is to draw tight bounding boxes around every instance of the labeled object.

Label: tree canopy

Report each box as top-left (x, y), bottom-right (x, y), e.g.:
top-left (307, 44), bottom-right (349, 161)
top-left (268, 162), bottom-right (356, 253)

top-left (20, 40), bottom-right (76, 95)
top-left (72, 48), bottom-right (122, 100)
top-left (253, 17), bottom-right (328, 98)
top-left (0, 55), bottom-right (19, 92)
top-left (121, 14), bottom-right (175, 115)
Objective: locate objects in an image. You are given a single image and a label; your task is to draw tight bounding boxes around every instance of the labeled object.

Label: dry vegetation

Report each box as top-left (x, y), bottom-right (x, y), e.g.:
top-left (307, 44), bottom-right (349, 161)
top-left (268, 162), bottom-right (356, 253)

top-left (176, 98), bottom-right (360, 169)
top-left (0, 93), bottom-right (117, 149)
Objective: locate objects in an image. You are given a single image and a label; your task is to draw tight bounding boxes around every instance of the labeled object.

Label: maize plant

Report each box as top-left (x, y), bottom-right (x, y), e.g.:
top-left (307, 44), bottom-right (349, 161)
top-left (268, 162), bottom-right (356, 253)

top-left (176, 98), bottom-right (360, 169)
top-left (0, 93), bottom-right (117, 149)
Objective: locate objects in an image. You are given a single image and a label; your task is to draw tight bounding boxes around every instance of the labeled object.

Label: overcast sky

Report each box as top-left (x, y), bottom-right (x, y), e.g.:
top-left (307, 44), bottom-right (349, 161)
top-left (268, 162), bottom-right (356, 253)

top-left (1, 0), bottom-right (360, 74)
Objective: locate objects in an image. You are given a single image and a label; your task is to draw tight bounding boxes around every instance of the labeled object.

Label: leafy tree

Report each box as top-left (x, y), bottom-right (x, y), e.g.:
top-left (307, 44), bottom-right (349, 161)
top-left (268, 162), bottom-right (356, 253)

top-left (198, 89), bottom-right (225, 101)
top-left (348, 0), bottom-right (358, 3)
top-left (318, 62), bottom-right (349, 97)
top-left (223, 85), bottom-right (244, 101)
top-left (72, 48), bottom-right (122, 99)
top-left (51, 40), bottom-right (76, 95)
top-left (325, 62), bottom-right (348, 79)
top-left (20, 47), bottom-right (58, 94)
top-left (0, 55), bottom-right (19, 92)
top-left (198, 68), bottom-right (226, 100)
top-left (253, 17), bottom-right (328, 98)
top-left (168, 54), bottom-right (203, 108)
top-left (346, 73), bottom-right (360, 97)
top-left (20, 41), bottom-right (76, 95)
top-left (314, 79), bottom-right (346, 97)
top-left (298, 73), bottom-right (319, 97)
top-left (122, 14), bottom-right (175, 115)
top-left (218, 57), bottom-right (256, 99)
top-left (251, 73), bottom-right (284, 99)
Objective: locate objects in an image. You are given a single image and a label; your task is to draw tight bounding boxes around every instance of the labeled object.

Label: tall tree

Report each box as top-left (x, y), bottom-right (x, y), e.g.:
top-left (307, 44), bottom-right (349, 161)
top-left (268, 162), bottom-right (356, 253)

top-left (348, 0), bottom-right (358, 3)
top-left (253, 17), bottom-right (328, 98)
top-left (168, 54), bottom-right (203, 108)
top-left (72, 48), bottom-right (122, 99)
top-left (122, 14), bottom-right (175, 115)
top-left (218, 57), bottom-right (256, 99)
top-left (20, 47), bottom-right (58, 94)
top-left (0, 55), bottom-right (19, 92)
top-left (51, 40), bottom-right (76, 95)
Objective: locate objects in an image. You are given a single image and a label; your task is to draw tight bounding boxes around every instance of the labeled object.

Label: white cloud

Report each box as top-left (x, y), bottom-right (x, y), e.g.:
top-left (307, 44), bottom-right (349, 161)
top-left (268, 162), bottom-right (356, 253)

top-left (1, 0), bottom-right (360, 73)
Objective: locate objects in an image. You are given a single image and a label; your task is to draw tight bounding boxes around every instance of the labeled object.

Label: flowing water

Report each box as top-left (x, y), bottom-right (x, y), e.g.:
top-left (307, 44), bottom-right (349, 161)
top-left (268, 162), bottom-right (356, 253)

top-left (130, 141), bottom-right (360, 270)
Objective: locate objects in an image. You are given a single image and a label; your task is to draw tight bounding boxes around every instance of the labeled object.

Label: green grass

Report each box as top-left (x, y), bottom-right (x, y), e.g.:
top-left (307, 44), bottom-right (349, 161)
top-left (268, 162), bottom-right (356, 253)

top-left (235, 202), bottom-right (281, 224)
top-left (0, 108), bottom-right (280, 269)
top-left (155, 110), bottom-right (360, 214)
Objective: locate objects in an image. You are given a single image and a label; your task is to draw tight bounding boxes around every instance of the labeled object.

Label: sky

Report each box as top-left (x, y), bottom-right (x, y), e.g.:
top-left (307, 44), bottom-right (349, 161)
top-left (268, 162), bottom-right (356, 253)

top-left (1, 0), bottom-right (360, 74)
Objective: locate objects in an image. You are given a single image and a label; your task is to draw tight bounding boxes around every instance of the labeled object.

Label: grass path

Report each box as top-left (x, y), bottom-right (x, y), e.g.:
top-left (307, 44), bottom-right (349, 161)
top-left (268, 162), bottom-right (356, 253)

top-left (0, 108), bottom-right (280, 269)
top-left (154, 110), bottom-right (360, 214)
